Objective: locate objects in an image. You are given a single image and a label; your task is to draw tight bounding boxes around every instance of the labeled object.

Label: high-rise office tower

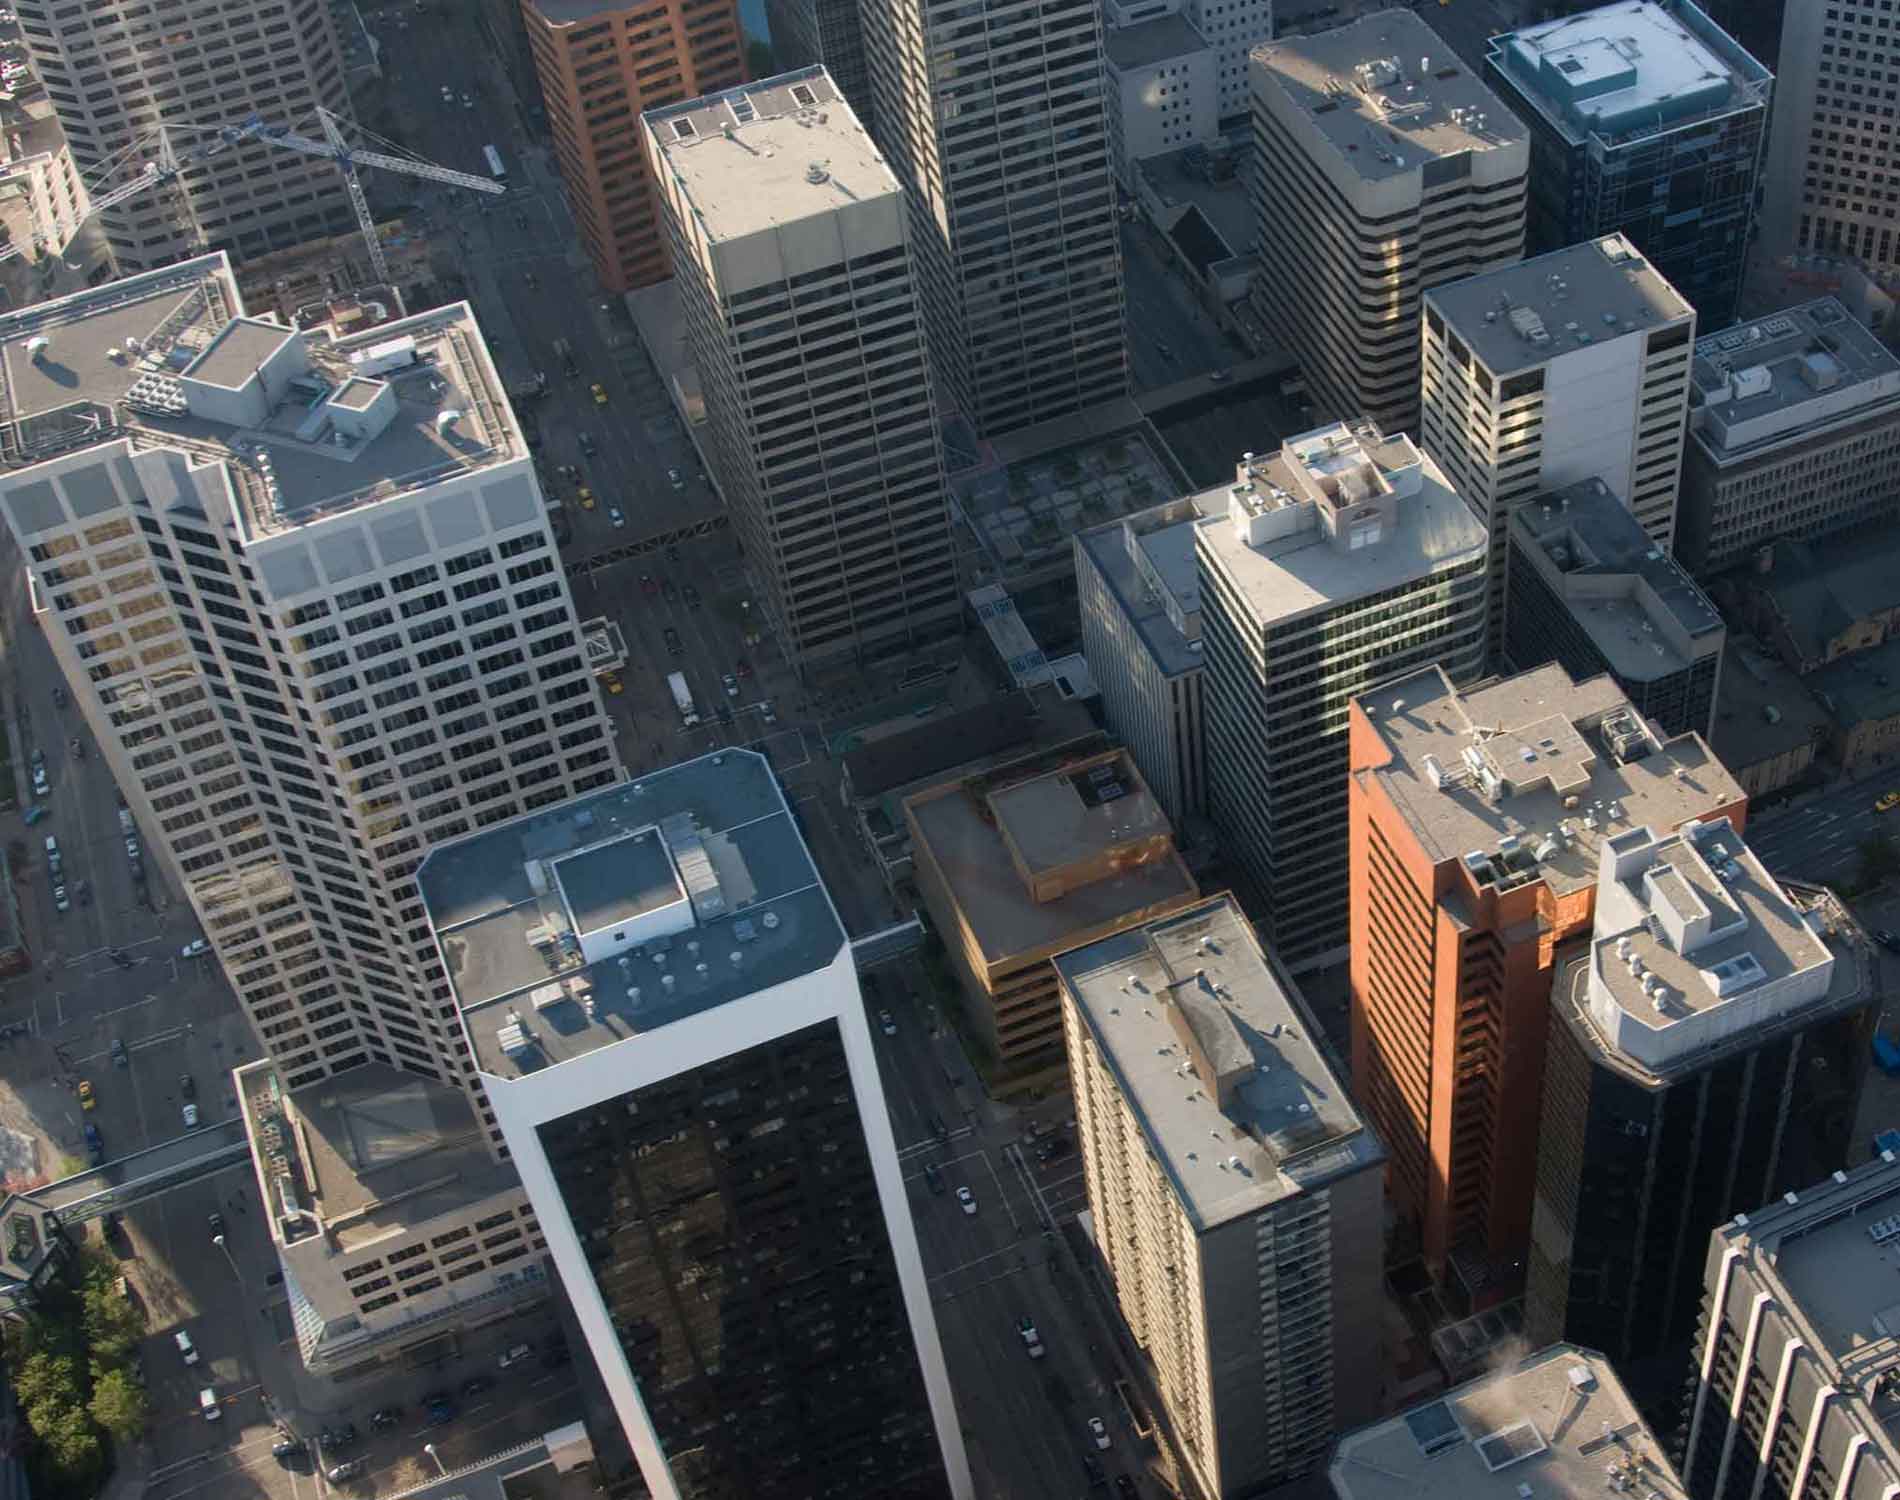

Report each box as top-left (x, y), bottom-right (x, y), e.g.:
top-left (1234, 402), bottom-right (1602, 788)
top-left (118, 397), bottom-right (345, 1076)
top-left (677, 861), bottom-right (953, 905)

top-left (1346, 663), bottom-right (1746, 1289)
top-left (0, 254), bottom-right (621, 1103)
top-left (644, 70), bottom-right (961, 670)
top-left (1073, 490), bottom-right (1220, 825)
top-left (1505, 478), bottom-right (1726, 739)
top-left (762, 0), bottom-right (870, 128)
top-left (1058, 896), bottom-right (1385, 1496)
top-left (1180, 0), bottom-right (1273, 125)
top-left (1759, 0), bottom-right (1900, 273)
top-left (1199, 420), bottom-right (1489, 971)
top-left (418, 750), bottom-right (973, 1500)
top-left (1676, 298), bottom-right (1900, 578)
top-left (859, 0), bottom-right (1127, 438)
top-left (1420, 234), bottom-right (1695, 637)
top-left (1330, 1344), bottom-right (1690, 1500)
top-left (522, 0), bottom-right (745, 293)
top-left (1248, 14), bottom-right (1529, 438)
top-left (13, 0), bottom-right (357, 272)
top-left (1524, 820), bottom-right (1873, 1384)
top-left (1484, 0), bottom-right (1771, 328)
top-left (1682, 1155), bottom-right (1900, 1500)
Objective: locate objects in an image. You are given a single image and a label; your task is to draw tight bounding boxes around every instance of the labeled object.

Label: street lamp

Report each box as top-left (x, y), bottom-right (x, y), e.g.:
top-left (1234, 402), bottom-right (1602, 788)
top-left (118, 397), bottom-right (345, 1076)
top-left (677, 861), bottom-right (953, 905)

top-left (210, 1233), bottom-right (241, 1285)
top-left (423, 1442), bottom-right (447, 1477)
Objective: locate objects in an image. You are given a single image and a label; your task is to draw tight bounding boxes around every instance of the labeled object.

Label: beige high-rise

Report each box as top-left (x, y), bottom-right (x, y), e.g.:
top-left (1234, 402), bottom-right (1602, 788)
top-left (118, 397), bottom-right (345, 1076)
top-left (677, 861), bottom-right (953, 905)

top-left (13, 0), bottom-right (356, 272)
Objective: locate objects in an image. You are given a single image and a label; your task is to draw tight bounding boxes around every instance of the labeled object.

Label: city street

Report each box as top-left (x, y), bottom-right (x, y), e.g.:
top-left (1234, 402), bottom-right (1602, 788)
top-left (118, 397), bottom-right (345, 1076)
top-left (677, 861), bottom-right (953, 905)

top-left (1745, 771), bottom-right (1900, 887)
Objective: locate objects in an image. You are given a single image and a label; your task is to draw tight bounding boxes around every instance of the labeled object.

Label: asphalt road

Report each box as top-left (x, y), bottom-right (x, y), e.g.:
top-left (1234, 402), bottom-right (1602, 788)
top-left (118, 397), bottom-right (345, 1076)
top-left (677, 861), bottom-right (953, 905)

top-left (1746, 770), bottom-right (1900, 889)
top-left (1121, 221), bottom-right (1236, 395)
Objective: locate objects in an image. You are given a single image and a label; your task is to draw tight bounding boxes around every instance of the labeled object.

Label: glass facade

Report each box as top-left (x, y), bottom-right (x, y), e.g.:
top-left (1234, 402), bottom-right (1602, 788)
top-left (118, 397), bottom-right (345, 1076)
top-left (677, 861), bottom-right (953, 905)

top-left (536, 1018), bottom-right (950, 1500)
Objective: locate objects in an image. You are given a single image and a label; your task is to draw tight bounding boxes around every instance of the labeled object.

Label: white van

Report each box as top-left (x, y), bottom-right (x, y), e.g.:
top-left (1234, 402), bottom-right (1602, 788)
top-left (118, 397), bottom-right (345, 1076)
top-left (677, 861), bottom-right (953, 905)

top-left (180, 938), bottom-right (208, 958)
top-left (174, 1329), bottom-right (198, 1365)
top-left (199, 1387), bottom-right (221, 1421)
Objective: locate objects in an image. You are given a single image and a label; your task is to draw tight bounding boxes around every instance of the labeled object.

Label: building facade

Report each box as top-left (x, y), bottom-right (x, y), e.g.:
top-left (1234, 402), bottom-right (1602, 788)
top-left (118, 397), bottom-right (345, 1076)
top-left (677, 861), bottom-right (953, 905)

top-left (1249, 14), bottom-right (1528, 438)
top-left (1421, 233), bottom-right (1697, 639)
top-left (420, 753), bottom-right (972, 1500)
top-left (1346, 663), bottom-right (1747, 1287)
top-left (1681, 1155), bottom-right (1900, 1500)
top-left (1525, 824), bottom-right (1875, 1385)
top-left (644, 70), bottom-right (961, 670)
top-left (1103, 17), bottom-right (1220, 188)
top-left (1059, 897), bottom-right (1385, 1497)
top-left (1677, 298), bottom-right (1900, 578)
top-left (1199, 422), bottom-right (1489, 971)
top-left (1074, 492), bottom-right (1217, 825)
top-left (859, 0), bottom-right (1127, 438)
top-left (1506, 477), bottom-right (1726, 739)
top-left (1757, 0), bottom-right (1900, 273)
top-left (12, 0), bottom-right (356, 272)
top-left (523, 0), bottom-right (744, 294)
top-left (761, 0), bottom-right (870, 127)
top-left (1485, 0), bottom-right (1771, 328)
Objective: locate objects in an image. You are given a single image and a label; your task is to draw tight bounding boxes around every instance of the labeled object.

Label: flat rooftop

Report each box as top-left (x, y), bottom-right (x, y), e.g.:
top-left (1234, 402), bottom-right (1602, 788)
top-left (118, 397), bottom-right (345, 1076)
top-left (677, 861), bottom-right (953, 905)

top-left (238, 1061), bottom-right (516, 1256)
top-left (1195, 426), bottom-right (1488, 628)
top-left (1355, 661), bottom-right (1745, 899)
top-left (1330, 1343), bottom-right (1688, 1500)
top-left (1709, 639), bottom-right (1831, 775)
top-left (420, 751), bottom-right (845, 1079)
top-left (644, 69), bottom-right (893, 243)
top-left (1488, 0), bottom-right (1769, 148)
top-left (1106, 13), bottom-right (1209, 70)
top-left (1510, 477), bottom-right (1724, 682)
top-left (1425, 233), bottom-right (1693, 377)
top-left (1056, 897), bottom-right (1379, 1231)
top-left (0, 255), bottom-right (515, 541)
top-left (1076, 493), bottom-right (1219, 679)
top-left (1737, 530), bottom-right (1900, 671)
top-left (1689, 298), bottom-right (1900, 463)
top-left (906, 749), bottom-right (1196, 967)
top-left (1253, 12), bottom-right (1528, 184)
top-left (1748, 1159), bottom-right (1900, 1374)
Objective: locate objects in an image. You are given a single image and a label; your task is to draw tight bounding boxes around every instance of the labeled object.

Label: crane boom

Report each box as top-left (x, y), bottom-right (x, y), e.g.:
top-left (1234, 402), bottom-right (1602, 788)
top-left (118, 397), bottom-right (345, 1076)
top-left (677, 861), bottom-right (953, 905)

top-left (260, 126), bottom-right (505, 196)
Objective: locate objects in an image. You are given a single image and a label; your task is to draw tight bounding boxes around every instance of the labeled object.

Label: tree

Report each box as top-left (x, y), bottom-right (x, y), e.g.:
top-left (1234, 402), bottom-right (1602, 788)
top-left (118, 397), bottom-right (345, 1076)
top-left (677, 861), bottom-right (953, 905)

top-left (81, 1279), bottom-right (142, 1365)
top-left (35, 1404), bottom-right (102, 1484)
top-left (88, 1367), bottom-right (148, 1443)
top-left (12, 1352), bottom-right (80, 1412)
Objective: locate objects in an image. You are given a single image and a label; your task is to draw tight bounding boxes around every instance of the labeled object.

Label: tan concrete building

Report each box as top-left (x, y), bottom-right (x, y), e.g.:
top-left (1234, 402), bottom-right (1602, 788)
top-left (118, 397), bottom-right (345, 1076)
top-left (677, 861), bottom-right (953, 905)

top-left (1708, 640), bottom-right (1829, 800)
top-left (1059, 896), bottom-right (1385, 1496)
top-left (1248, 13), bottom-right (1528, 437)
top-left (907, 746), bottom-right (1197, 1066)
top-left (522, 0), bottom-right (744, 293)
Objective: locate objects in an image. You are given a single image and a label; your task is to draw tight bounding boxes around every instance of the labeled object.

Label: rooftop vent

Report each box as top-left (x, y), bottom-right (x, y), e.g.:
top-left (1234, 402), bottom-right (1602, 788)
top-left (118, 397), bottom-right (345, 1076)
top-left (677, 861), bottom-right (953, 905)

top-left (435, 408), bottom-right (464, 434)
top-left (805, 162), bottom-right (829, 183)
top-left (23, 335), bottom-right (47, 361)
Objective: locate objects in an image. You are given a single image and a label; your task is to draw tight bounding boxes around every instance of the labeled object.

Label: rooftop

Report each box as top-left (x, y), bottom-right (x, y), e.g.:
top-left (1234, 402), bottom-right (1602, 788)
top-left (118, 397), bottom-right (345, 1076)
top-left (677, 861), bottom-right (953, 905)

top-left (645, 69), bottom-right (893, 243)
top-left (1688, 298), bottom-right (1900, 463)
top-left (236, 1061), bottom-right (516, 1255)
top-left (1810, 633), bottom-right (1900, 732)
top-left (1329, 1343), bottom-right (1687, 1500)
top-left (1253, 11), bottom-right (1528, 183)
top-left (1195, 421), bottom-right (1489, 627)
top-left (842, 687), bottom-right (1099, 803)
top-left (1581, 820), bottom-right (1835, 1070)
top-left (1709, 639), bottom-right (1832, 774)
top-left (905, 748), bottom-right (1196, 968)
top-left (1076, 491), bottom-right (1221, 679)
top-left (0, 255), bottom-right (516, 543)
top-left (1488, 0), bottom-right (1770, 148)
top-left (1732, 530), bottom-right (1900, 670)
top-left (420, 750), bottom-right (845, 1080)
top-left (1106, 13), bottom-right (1211, 71)
top-left (1425, 233), bottom-right (1694, 377)
top-left (1509, 477), bottom-right (1725, 682)
top-left (1354, 661), bottom-right (1745, 900)
top-left (1056, 897), bottom-right (1380, 1231)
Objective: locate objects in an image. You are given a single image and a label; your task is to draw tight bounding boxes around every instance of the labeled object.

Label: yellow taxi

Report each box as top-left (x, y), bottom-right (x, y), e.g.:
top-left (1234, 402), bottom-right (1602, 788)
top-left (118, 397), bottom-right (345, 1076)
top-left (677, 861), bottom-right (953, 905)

top-left (1878, 790), bottom-right (1900, 813)
top-left (577, 486), bottom-right (596, 511)
top-left (601, 670), bottom-right (623, 696)
top-left (591, 382), bottom-right (609, 407)
top-left (77, 1079), bottom-right (94, 1110)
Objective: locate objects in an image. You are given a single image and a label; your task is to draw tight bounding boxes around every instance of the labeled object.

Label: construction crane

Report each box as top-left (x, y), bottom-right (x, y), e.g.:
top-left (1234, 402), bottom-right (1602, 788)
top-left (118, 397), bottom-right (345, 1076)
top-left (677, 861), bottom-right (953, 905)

top-left (13, 108), bottom-right (503, 283)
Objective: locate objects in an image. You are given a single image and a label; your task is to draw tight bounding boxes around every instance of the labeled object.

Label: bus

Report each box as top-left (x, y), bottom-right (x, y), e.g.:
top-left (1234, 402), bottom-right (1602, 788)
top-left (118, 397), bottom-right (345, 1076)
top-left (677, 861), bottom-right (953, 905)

top-left (483, 144), bottom-right (505, 181)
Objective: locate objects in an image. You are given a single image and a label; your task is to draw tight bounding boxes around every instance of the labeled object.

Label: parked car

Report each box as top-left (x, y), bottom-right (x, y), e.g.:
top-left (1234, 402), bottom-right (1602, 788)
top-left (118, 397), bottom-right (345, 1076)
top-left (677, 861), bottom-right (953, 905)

top-left (199, 1388), bottom-right (221, 1422)
top-left (722, 673), bottom-right (739, 698)
top-left (181, 938), bottom-right (209, 958)
top-left (608, 506), bottom-right (625, 529)
top-left (180, 1074), bottom-right (195, 1100)
top-left (206, 1211), bottom-right (224, 1238)
top-left (30, 762), bottom-right (46, 795)
top-left (76, 1079), bottom-right (94, 1110)
top-left (576, 485), bottom-right (595, 511)
top-left (328, 1459), bottom-right (365, 1482)
top-left (21, 804), bottom-right (43, 825)
top-left (879, 1009), bottom-right (896, 1036)
top-left (667, 467), bottom-right (684, 490)
top-left (923, 1162), bottom-right (945, 1196)
top-left (174, 1329), bottom-right (198, 1365)
top-left (182, 1103), bottom-right (199, 1129)
top-left (368, 1408), bottom-right (402, 1431)
top-left (109, 1037), bottom-right (127, 1068)
top-left (1087, 1415), bottom-right (1111, 1450)
top-left (590, 382), bottom-right (609, 406)
top-left (84, 1123), bottom-right (103, 1165)
top-left (271, 1437), bottom-right (304, 1462)
top-left (1879, 790), bottom-right (1900, 814)
top-left (600, 670), bottom-right (623, 696)
top-left (956, 1186), bottom-right (976, 1216)
top-left (498, 1343), bottom-right (533, 1369)
top-left (663, 627), bottom-right (683, 657)
top-left (423, 1396), bottom-right (456, 1426)
top-left (319, 1423), bottom-right (357, 1450)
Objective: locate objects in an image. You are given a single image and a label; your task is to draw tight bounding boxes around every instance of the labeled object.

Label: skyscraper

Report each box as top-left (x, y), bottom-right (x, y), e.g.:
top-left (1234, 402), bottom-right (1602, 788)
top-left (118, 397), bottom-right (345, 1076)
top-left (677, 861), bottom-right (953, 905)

top-left (1058, 896), bottom-right (1385, 1497)
top-left (0, 253), bottom-right (621, 1106)
top-left (1484, 0), bottom-right (1771, 328)
top-left (418, 751), bottom-right (972, 1500)
top-left (13, 0), bottom-right (357, 272)
top-left (1199, 421), bottom-right (1489, 971)
top-left (1420, 234), bottom-right (1696, 639)
top-left (522, 0), bottom-right (745, 293)
top-left (859, 0), bottom-right (1128, 438)
top-left (1524, 820), bottom-right (1873, 1383)
top-left (762, 0), bottom-right (871, 128)
top-left (644, 69), bottom-right (961, 670)
top-left (1346, 663), bottom-right (1746, 1287)
top-left (1248, 14), bottom-right (1528, 437)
